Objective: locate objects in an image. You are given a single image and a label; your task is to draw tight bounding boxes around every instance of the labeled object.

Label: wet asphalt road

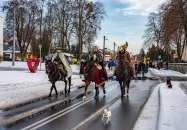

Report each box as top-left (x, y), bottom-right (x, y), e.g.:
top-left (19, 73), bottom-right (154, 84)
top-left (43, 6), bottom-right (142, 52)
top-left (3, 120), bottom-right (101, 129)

top-left (2, 79), bottom-right (158, 130)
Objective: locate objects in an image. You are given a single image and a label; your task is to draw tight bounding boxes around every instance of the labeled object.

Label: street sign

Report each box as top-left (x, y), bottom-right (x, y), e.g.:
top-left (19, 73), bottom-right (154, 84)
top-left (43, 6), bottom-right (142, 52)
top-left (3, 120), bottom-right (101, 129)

top-left (158, 55), bottom-right (161, 59)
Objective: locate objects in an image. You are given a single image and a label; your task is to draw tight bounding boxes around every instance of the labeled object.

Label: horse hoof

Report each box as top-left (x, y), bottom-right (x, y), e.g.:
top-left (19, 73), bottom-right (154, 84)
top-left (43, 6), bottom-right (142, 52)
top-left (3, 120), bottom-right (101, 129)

top-left (60, 91), bottom-right (64, 95)
top-left (48, 95), bottom-right (51, 97)
top-left (94, 95), bottom-right (98, 99)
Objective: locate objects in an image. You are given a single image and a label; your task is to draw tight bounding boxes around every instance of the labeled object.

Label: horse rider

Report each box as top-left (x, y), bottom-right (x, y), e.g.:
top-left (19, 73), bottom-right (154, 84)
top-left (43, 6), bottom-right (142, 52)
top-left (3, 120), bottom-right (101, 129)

top-left (52, 46), bottom-right (72, 80)
top-left (89, 46), bottom-right (106, 82)
top-left (113, 42), bottom-right (135, 78)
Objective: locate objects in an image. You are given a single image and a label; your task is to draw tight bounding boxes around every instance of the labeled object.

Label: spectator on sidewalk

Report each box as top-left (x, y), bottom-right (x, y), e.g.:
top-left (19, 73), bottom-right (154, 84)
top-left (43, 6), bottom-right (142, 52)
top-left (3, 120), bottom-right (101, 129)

top-left (166, 61), bottom-right (169, 70)
top-left (79, 60), bottom-right (85, 78)
top-left (142, 62), bottom-right (146, 79)
top-left (109, 59), bottom-right (115, 70)
top-left (157, 60), bottom-right (161, 70)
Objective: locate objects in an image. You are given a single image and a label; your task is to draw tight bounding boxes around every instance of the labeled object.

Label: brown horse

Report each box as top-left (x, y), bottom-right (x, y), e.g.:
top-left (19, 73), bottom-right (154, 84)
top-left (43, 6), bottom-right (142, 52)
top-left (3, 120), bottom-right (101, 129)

top-left (116, 52), bottom-right (132, 97)
top-left (83, 61), bottom-right (107, 99)
top-left (45, 60), bottom-right (71, 97)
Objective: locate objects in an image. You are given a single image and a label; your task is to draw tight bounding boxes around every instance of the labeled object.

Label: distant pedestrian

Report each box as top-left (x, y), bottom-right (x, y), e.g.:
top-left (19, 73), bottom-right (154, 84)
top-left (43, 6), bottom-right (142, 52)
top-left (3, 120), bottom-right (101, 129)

top-left (157, 60), bottom-right (161, 70)
top-left (166, 61), bottom-right (169, 70)
top-left (79, 60), bottom-right (84, 78)
top-left (110, 59), bottom-right (115, 70)
top-left (142, 62), bottom-right (145, 79)
top-left (108, 62), bottom-right (111, 70)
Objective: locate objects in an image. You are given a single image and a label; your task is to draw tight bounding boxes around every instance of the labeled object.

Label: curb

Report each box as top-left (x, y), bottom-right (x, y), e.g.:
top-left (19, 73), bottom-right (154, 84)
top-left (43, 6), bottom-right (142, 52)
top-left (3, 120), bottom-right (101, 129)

top-left (0, 96), bottom-right (71, 126)
top-left (132, 84), bottom-right (160, 130)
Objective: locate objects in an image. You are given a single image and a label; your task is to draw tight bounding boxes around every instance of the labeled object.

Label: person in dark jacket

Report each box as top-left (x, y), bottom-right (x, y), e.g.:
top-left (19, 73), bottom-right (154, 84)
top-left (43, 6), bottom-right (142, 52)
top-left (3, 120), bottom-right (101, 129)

top-left (52, 46), bottom-right (72, 80)
top-left (79, 60), bottom-right (85, 78)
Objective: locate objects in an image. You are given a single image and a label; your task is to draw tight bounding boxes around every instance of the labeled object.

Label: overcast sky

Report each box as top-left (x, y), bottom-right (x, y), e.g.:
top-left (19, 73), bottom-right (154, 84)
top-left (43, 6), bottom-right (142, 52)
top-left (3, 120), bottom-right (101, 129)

top-left (0, 0), bottom-right (167, 54)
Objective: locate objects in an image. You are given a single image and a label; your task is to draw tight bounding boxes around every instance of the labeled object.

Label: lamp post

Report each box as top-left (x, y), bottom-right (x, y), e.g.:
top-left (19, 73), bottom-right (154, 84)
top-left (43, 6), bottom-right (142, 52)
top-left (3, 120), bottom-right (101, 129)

top-left (12, 7), bottom-right (15, 66)
top-left (114, 42), bottom-right (117, 59)
top-left (39, 45), bottom-right (42, 71)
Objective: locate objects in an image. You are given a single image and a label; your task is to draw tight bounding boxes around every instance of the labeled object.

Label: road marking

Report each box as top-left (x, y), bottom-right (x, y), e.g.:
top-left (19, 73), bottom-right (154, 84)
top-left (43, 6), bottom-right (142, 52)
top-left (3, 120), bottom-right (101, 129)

top-left (21, 84), bottom-right (117, 130)
top-left (71, 95), bottom-right (121, 130)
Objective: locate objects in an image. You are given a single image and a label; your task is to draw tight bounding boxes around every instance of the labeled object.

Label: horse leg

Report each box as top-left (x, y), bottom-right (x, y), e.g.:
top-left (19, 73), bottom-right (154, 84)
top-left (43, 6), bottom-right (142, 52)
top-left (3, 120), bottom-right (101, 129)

top-left (64, 78), bottom-right (68, 95)
top-left (54, 84), bottom-right (58, 96)
top-left (52, 82), bottom-right (58, 96)
top-left (84, 80), bottom-right (90, 96)
top-left (127, 80), bottom-right (130, 95)
top-left (68, 76), bottom-right (71, 94)
top-left (49, 82), bottom-right (55, 97)
top-left (94, 85), bottom-right (99, 99)
top-left (102, 84), bottom-right (106, 94)
top-left (49, 86), bottom-right (53, 97)
top-left (119, 81), bottom-right (124, 97)
top-left (123, 81), bottom-right (126, 96)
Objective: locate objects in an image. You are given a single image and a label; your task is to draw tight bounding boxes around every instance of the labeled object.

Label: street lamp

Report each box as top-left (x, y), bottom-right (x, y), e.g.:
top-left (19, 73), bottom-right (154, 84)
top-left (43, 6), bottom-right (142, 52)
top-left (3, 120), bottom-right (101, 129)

top-left (39, 45), bottom-right (42, 71)
top-left (103, 36), bottom-right (108, 60)
top-left (114, 42), bottom-right (117, 59)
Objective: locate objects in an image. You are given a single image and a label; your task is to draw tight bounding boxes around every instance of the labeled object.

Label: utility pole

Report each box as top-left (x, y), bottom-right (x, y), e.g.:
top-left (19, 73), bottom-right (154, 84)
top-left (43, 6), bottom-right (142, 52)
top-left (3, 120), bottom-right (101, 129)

top-left (12, 8), bottom-right (15, 66)
top-left (39, 45), bottom-right (42, 71)
top-left (114, 42), bottom-right (117, 59)
top-left (103, 36), bottom-right (107, 61)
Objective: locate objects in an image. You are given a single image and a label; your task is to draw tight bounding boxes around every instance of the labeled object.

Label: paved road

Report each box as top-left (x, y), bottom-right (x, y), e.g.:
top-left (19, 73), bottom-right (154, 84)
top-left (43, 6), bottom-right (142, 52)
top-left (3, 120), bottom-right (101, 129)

top-left (1, 78), bottom-right (158, 130)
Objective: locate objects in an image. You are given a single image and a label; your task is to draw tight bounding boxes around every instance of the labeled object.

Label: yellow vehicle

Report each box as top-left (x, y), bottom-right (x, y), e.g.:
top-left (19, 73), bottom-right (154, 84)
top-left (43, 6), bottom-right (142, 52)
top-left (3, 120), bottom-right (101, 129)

top-left (72, 57), bottom-right (78, 64)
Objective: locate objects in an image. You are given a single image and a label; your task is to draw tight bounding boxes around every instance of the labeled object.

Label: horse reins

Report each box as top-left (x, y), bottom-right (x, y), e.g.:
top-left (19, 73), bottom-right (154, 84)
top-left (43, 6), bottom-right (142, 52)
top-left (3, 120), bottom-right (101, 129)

top-left (48, 64), bottom-right (58, 79)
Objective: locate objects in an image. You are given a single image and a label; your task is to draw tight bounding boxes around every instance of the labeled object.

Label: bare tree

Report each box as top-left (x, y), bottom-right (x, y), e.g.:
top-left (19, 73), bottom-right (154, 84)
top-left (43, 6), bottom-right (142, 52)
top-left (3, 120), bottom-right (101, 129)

top-left (161, 0), bottom-right (186, 62)
top-left (3, 0), bottom-right (39, 60)
top-left (143, 12), bottom-right (161, 48)
top-left (73, 0), bottom-right (105, 59)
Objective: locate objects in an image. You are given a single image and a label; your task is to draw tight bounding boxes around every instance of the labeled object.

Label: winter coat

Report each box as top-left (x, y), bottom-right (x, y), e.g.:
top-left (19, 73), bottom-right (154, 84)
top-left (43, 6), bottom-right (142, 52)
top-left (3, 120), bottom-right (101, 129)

top-left (52, 52), bottom-right (72, 78)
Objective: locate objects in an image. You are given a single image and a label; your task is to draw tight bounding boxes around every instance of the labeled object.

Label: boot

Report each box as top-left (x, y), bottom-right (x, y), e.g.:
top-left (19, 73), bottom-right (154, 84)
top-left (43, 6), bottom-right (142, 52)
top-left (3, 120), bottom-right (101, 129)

top-left (59, 70), bottom-right (64, 81)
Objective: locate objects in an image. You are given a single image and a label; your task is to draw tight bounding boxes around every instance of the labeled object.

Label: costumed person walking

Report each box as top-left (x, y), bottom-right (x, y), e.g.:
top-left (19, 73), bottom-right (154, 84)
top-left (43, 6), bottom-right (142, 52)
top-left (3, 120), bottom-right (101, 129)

top-left (113, 42), bottom-right (135, 79)
top-left (89, 46), bottom-right (107, 82)
top-left (52, 46), bottom-right (72, 80)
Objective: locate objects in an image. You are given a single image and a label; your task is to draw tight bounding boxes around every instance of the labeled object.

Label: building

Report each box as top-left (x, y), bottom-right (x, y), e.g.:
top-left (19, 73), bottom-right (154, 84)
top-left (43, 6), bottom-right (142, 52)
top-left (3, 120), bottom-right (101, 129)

top-left (0, 17), bottom-right (3, 56)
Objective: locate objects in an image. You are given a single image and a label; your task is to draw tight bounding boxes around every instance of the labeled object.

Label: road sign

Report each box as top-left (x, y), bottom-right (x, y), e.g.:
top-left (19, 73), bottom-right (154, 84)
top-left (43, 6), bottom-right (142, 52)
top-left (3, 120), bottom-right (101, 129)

top-left (158, 55), bottom-right (161, 59)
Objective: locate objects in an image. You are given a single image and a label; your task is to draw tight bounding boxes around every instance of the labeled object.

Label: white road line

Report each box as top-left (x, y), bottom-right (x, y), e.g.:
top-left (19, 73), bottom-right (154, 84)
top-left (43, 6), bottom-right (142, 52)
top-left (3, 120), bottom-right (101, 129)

top-left (21, 84), bottom-right (116, 130)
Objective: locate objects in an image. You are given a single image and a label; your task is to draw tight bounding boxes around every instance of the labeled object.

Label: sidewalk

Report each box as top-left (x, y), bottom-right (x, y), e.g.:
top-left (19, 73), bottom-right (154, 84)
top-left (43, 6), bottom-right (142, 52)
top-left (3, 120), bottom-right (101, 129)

top-left (133, 68), bottom-right (187, 130)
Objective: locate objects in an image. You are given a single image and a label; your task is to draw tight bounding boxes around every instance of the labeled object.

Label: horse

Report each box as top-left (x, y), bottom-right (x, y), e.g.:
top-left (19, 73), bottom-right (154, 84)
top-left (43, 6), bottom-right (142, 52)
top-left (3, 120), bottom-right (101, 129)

top-left (45, 60), bottom-right (71, 97)
top-left (83, 61), bottom-right (107, 99)
top-left (115, 52), bottom-right (132, 97)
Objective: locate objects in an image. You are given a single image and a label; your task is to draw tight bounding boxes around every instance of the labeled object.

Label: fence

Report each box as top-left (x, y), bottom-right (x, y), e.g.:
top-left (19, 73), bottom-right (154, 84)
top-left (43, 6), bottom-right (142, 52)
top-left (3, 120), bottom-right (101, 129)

top-left (168, 63), bottom-right (187, 74)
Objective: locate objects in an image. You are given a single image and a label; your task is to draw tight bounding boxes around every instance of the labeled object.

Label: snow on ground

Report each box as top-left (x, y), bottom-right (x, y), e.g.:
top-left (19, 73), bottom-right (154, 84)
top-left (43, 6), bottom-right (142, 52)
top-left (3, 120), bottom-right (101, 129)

top-left (0, 61), bottom-right (113, 109)
top-left (133, 69), bottom-right (187, 130)
top-left (1, 61), bottom-right (187, 130)
top-left (149, 68), bottom-right (187, 78)
top-left (0, 61), bottom-right (84, 109)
